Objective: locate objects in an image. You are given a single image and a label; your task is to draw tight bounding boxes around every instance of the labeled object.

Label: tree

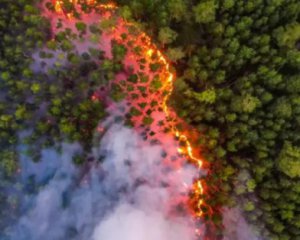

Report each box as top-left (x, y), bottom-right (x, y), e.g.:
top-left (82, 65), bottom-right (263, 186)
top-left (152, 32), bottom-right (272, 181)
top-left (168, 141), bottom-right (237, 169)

top-left (274, 23), bottom-right (300, 48)
top-left (0, 150), bottom-right (17, 175)
top-left (75, 21), bottom-right (87, 33)
top-left (272, 98), bottom-right (292, 119)
top-left (230, 94), bottom-right (260, 113)
top-left (166, 47), bottom-right (185, 62)
top-left (158, 27), bottom-right (178, 45)
top-left (120, 5), bottom-right (132, 21)
top-left (190, 88), bottom-right (216, 104)
top-left (112, 43), bottom-right (127, 61)
top-left (193, 0), bottom-right (216, 24)
top-left (167, 0), bottom-right (187, 21)
top-left (30, 83), bottom-right (41, 94)
top-left (99, 18), bottom-right (117, 31)
top-left (277, 142), bottom-right (300, 178)
top-left (286, 75), bottom-right (300, 93)
top-left (142, 116), bottom-right (154, 125)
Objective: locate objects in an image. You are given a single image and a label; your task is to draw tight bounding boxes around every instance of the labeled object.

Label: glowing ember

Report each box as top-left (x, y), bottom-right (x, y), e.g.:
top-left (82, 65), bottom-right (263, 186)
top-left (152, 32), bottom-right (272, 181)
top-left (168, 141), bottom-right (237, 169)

top-left (53, 0), bottom-right (117, 17)
top-left (144, 35), bottom-right (205, 217)
top-left (53, 0), bottom-right (205, 220)
top-left (54, 0), bottom-right (63, 13)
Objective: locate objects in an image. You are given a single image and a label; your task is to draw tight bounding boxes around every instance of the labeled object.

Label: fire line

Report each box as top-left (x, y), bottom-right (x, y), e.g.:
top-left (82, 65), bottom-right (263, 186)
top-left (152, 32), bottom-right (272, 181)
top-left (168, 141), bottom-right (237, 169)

top-left (53, 0), bottom-right (205, 218)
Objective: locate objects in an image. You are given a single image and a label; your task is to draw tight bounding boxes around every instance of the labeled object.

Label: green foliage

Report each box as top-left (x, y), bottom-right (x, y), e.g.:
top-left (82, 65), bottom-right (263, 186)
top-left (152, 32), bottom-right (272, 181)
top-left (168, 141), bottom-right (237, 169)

top-left (142, 116), bottom-right (154, 125)
top-left (272, 98), bottom-right (292, 119)
top-left (277, 142), bottom-right (300, 178)
top-left (190, 88), bottom-right (216, 104)
top-left (0, 150), bottom-right (17, 176)
top-left (99, 18), bottom-right (117, 31)
top-left (119, 5), bottom-right (132, 20)
top-left (231, 94), bottom-right (260, 113)
top-left (112, 42), bottom-right (127, 61)
top-left (243, 201), bottom-right (255, 212)
top-left (72, 153), bottom-right (85, 165)
top-left (193, 1), bottom-right (216, 24)
top-left (158, 27), bottom-right (177, 45)
top-left (30, 83), bottom-right (41, 94)
top-left (0, 1), bottom-right (112, 176)
top-left (75, 21), bottom-right (87, 33)
top-left (150, 76), bottom-right (163, 90)
top-left (110, 83), bottom-right (126, 101)
top-left (166, 47), bottom-right (185, 62)
top-left (130, 107), bottom-right (142, 117)
top-left (167, 0), bottom-right (187, 21)
top-left (274, 23), bottom-right (300, 48)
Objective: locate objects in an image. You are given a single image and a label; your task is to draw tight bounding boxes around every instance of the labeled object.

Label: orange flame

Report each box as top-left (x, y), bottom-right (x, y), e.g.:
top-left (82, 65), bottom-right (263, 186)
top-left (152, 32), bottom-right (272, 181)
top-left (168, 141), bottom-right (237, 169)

top-left (53, 0), bottom-right (205, 218)
top-left (54, 0), bottom-right (63, 13)
top-left (145, 41), bottom-right (204, 217)
top-left (53, 0), bottom-right (117, 18)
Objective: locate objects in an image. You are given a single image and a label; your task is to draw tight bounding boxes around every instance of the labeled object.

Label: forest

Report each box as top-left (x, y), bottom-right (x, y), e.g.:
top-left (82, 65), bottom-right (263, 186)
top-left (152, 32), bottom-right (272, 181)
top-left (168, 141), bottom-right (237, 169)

top-left (0, 0), bottom-right (300, 240)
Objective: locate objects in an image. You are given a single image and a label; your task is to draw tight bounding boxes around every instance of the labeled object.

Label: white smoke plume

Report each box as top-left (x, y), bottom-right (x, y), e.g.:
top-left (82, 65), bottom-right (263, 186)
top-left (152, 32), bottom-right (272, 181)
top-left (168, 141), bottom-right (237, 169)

top-left (221, 168), bottom-right (266, 240)
top-left (3, 124), bottom-right (197, 240)
top-left (222, 207), bottom-right (262, 240)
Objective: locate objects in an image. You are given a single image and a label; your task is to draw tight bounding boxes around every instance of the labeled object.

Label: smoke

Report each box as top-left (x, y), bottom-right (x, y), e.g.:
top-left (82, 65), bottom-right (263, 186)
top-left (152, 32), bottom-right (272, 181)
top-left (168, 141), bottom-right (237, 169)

top-left (222, 207), bottom-right (262, 240)
top-left (3, 124), bottom-right (197, 240)
top-left (221, 168), bottom-right (266, 240)
top-left (92, 203), bottom-right (193, 240)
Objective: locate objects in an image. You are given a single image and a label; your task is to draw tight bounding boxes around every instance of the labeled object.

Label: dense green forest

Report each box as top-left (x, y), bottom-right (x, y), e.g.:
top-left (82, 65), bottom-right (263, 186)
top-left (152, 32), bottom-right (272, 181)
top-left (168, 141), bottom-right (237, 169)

top-left (113, 0), bottom-right (300, 239)
top-left (0, 0), bottom-right (109, 168)
top-left (0, 0), bottom-right (300, 239)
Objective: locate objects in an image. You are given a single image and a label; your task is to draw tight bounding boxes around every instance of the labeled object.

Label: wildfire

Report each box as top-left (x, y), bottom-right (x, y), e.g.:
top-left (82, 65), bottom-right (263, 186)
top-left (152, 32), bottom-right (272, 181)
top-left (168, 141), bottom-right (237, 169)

top-left (145, 40), bottom-right (204, 217)
top-left (54, 0), bottom-right (63, 13)
top-left (52, 0), bottom-right (205, 218)
top-left (53, 0), bottom-right (117, 17)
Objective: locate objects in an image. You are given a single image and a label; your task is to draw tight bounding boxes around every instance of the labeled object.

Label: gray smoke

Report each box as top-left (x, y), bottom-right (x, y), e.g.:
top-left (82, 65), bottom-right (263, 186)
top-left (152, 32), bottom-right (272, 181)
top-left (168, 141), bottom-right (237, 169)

top-left (221, 170), bottom-right (266, 240)
top-left (3, 124), bottom-right (196, 240)
top-left (222, 207), bottom-right (262, 240)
